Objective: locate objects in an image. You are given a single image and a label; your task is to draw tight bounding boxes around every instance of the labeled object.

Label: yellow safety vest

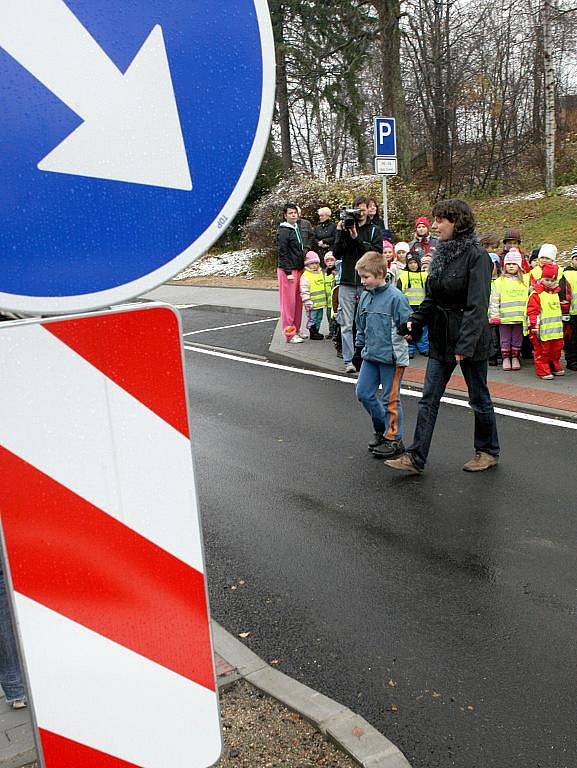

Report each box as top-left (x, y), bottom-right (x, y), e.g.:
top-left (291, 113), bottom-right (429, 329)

top-left (495, 276), bottom-right (528, 323)
top-left (524, 290), bottom-right (564, 341)
top-left (563, 270), bottom-right (577, 315)
top-left (399, 270), bottom-right (426, 306)
top-left (304, 269), bottom-right (333, 309)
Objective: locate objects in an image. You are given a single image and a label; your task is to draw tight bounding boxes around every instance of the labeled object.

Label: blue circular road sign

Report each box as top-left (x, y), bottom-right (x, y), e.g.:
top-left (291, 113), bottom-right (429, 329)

top-left (0, 0), bottom-right (275, 313)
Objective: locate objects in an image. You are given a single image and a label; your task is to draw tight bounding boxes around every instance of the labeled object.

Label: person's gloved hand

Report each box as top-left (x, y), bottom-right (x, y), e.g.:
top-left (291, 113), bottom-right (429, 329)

top-left (490, 318), bottom-right (500, 324)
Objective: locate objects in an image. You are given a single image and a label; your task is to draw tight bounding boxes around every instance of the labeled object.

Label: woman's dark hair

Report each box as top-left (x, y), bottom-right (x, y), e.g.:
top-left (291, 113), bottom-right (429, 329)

top-left (367, 197), bottom-right (380, 214)
top-left (431, 199), bottom-right (475, 235)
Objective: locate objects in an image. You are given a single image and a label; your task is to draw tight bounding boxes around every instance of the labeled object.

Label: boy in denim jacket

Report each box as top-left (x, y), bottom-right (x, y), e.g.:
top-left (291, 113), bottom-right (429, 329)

top-left (354, 252), bottom-right (412, 460)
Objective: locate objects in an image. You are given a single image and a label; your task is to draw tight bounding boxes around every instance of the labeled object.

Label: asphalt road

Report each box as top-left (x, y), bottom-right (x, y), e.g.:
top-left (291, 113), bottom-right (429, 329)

top-left (182, 307), bottom-right (576, 768)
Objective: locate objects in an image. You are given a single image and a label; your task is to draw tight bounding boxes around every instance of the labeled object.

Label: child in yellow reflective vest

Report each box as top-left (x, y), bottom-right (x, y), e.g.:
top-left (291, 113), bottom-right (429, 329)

top-left (299, 251), bottom-right (334, 340)
top-left (397, 252), bottom-right (428, 358)
top-left (562, 246), bottom-right (577, 370)
top-left (489, 249), bottom-right (529, 371)
top-left (525, 262), bottom-right (569, 379)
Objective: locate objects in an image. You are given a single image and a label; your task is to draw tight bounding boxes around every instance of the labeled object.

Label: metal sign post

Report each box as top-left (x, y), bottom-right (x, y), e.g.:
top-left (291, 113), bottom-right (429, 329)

top-left (373, 117), bottom-right (398, 231)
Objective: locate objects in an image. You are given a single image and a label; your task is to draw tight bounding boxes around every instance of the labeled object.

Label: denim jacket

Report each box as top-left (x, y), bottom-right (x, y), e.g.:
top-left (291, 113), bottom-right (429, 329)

top-left (355, 282), bottom-right (411, 366)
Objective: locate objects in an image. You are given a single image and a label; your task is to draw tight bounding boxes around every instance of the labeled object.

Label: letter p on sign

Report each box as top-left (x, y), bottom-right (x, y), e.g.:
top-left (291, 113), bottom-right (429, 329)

top-left (374, 117), bottom-right (396, 157)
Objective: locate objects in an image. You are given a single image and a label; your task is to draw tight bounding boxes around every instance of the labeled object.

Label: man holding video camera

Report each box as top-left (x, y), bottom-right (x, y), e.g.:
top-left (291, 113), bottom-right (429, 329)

top-left (333, 196), bottom-right (383, 372)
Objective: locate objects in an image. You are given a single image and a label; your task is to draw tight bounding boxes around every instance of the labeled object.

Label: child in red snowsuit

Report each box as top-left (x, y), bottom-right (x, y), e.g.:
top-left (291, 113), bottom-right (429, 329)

top-left (526, 263), bottom-right (571, 380)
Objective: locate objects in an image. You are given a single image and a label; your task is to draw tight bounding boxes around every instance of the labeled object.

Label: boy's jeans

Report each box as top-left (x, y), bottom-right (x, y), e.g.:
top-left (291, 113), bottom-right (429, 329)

top-left (0, 564), bottom-right (25, 702)
top-left (407, 357), bottom-right (499, 470)
top-left (356, 360), bottom-right (405, 440)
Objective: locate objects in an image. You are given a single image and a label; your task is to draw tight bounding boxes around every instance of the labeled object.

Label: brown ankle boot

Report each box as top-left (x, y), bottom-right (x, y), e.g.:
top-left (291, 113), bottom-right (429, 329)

top-left (462, 452), bottom-right (498, 472)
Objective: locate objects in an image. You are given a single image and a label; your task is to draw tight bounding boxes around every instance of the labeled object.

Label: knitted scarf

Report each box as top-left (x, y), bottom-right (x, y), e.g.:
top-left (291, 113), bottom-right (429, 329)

top-left (427, 231), bottom-right (478, 281)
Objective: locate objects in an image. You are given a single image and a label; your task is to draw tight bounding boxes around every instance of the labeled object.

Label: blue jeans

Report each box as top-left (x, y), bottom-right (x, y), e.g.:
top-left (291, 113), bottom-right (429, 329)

top-left (0, 564), bottom-right (25, 702)
top-left (338, 285), bottom-right (363, 364)
top-left (409, 325), bottom-right (429, 354)
top-left (407, 357), bottom-right (499, 470)
top-left (356, 361), bottom-right (405, 439)
top-left (306, 308), bottom-right (324, 330)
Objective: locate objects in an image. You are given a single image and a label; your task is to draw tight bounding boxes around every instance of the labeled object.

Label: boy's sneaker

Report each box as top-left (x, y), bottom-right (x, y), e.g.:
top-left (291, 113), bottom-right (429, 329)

top-left (502, 357), bottom-right (512, 371)
top-left (368, 432), bottom-right (385, 450)
top-left (372, 439), bottom-right (405, 459)
top-left (9, 698), bottom-right (27, 710)
top-left (288, 335), bottom-right (304, 344)
top-left (553, 369), bottom-right (565, 376)
top-left (511, 357), bottom-right (521, 370)
top-left (540, 373), bottom-right (554, 380)
top-left (344, 363), bottom-right (356, 373)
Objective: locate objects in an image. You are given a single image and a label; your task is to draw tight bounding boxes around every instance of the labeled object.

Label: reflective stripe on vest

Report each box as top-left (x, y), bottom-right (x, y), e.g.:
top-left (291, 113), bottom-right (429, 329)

top-left (306, 270), bottom-right (333, 309)
top-left (563, 270), bottom-right (577, 315)
top-left (399, 270), bottom-right (426, 306)
top-left (496, 276), bottom-right (528, 323)
top-left (527, 291), bottom-right (564, 341)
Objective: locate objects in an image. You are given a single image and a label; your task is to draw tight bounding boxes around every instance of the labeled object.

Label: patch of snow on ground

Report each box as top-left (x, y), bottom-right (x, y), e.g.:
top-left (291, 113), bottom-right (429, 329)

top-left (174, 249), bottom-right (263, 280)
top-left (489, 184), bottom-right (577, 206)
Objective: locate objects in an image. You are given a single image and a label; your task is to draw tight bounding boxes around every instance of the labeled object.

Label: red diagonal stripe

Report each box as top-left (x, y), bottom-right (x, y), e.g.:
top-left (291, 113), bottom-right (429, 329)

top-left (40, 729), bottom-right (143, 768)
top-left (0, 446), bottom-right (215, 691)
top-left (45, 307), bottom-right (190, 437)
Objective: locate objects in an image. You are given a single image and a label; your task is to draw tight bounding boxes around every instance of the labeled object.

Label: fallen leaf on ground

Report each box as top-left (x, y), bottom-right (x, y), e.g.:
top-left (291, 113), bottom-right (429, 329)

top-left (387, 679), bottom-right (397, 688)
top-left (270, 659), bottom-right (281, 665)
top-left (352, 726), bottom-right (364, 739)
top-left (389, 704), bottom-right (398, 714)
top-left (238, 631), bottom-right (250, 638)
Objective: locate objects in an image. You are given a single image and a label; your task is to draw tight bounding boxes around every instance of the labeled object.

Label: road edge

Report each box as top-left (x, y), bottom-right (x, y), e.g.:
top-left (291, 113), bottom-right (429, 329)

top-left (211, 621), bottom-right (412, 768)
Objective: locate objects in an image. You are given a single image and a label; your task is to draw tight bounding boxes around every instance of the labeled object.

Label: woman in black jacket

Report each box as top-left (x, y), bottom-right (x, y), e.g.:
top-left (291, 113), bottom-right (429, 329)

top-left (385, 199), bottom-right (500, 474)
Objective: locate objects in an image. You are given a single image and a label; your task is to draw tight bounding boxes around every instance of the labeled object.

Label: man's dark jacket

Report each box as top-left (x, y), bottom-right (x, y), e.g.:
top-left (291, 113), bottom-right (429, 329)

top-left (333, 222), bottom-right (383, 286)
top-left (409, 234), bottom-right (493, 362)
top-left (277, 222), bottom-right (304, 274)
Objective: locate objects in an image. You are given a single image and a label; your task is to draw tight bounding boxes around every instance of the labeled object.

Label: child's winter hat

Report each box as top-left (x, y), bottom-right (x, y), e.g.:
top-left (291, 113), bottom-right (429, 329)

top-left (382, 240), bottom-right (394, 250)
top-left (504, 248), bottom-right (523, 267)
top-left (304, 251), bottom-right (320, 265)
top-left (407, 252), bottom-right (421, 267)
top-left (415, 216), bottom-right (430, 229)
top-left (538, 243), bottom-right (557, 261)
top-left (541, 263), bottom-right (559, 280)
top-left (395, 241), bottom-right (410, 253)
top-left (324, 251), bottom-right (335, 263)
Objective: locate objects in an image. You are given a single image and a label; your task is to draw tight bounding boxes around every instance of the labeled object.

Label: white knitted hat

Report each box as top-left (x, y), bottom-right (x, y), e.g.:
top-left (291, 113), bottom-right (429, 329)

top-left (538, 243), bottom-right (557, 261)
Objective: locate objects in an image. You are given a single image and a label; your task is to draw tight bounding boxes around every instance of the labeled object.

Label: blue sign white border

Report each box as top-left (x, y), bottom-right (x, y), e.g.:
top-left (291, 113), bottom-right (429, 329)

top-left (0, 1), bottom-right (276, 316)
top-left (373, 116), bottom-right (397, 159)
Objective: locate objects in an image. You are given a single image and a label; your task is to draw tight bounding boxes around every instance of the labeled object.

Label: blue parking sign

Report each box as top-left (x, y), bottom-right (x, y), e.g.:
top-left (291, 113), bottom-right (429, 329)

top-left (0, 0), bottom-right (275, 313)
top-left (374, 117), bottom-right (397, 157)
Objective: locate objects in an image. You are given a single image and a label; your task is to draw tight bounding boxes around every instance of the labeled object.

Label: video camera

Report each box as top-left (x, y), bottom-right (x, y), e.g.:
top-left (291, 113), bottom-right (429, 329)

top-left (339, 205), bottom-right (362, 231)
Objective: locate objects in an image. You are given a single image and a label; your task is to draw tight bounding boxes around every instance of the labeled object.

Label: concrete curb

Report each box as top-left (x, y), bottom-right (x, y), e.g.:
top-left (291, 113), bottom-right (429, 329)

top-left (211, 621), bottom-right (412, 768)
top-left (189, 304), bottom-right (279, 319)
top-left (168, 282), bottom-right (277, 292)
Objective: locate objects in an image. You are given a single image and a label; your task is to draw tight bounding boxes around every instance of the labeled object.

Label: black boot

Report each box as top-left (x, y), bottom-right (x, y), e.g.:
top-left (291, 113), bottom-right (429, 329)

top-left (309, 325), bottom-right (324, 340)
top-left (368, 432), bottom-right (385, 451)
top-left (372, 439), bottom-right (406, 459)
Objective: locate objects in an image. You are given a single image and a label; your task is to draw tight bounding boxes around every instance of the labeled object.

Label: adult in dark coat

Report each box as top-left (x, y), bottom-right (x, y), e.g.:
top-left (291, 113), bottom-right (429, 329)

top-left (385, 199), bottom-right (500, 474)
top-left (314, 207), bottom-right (337, 265)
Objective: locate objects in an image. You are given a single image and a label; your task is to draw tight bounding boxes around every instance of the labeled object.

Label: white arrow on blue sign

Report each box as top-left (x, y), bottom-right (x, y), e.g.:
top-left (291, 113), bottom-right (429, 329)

top-left (374, 116), bottom-right (397, 158)
top-left (0, 0), bottom-right (275, 314)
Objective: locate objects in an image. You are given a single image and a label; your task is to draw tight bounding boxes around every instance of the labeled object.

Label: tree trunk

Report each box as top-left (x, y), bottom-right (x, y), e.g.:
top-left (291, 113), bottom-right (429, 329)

top-left (543, 0), bottom-right (556, 193)
top-left (375, 0), bottom-right (411, 179)
top-left (270, 0), bottom-right (292, 171)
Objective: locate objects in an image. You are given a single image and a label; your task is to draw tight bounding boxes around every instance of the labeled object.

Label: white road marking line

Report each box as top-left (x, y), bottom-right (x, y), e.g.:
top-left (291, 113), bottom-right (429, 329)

top-left (174, 303), bottom-right (198, 309)
top-left (184, 345), bottom-right (577, 431)
top-left (183, 317), bottom-right (278, 336)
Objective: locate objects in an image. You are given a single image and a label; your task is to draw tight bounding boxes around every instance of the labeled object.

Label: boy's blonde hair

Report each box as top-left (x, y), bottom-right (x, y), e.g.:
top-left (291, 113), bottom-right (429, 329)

top-left (356, 251), bottom-right (387, 277)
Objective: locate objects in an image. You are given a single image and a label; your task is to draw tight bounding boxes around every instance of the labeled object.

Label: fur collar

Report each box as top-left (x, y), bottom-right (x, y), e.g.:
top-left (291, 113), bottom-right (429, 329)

top-left (428, 231), bottom-right (478, 281)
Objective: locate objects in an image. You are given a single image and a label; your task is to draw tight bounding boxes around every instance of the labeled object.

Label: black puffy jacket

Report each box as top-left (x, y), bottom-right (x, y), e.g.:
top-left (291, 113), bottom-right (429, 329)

top-left (410, 233), bottom-right (493, 362)
top-left (277, 223), bottom-right (304, 274)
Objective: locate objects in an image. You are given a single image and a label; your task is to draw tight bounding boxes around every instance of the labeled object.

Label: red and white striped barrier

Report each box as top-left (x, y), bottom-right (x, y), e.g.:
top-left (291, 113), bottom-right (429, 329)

top-left (0, 305), bottom-right (221, 768)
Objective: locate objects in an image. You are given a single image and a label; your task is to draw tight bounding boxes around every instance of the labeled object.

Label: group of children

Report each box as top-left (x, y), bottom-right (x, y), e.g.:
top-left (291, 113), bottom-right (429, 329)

top-left (486, 236), bottom-right (577, 379)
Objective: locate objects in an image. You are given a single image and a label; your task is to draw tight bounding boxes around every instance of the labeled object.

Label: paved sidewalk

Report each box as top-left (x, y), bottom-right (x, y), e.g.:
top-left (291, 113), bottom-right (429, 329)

top-left (149, 283), bottom-right (577, 418)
